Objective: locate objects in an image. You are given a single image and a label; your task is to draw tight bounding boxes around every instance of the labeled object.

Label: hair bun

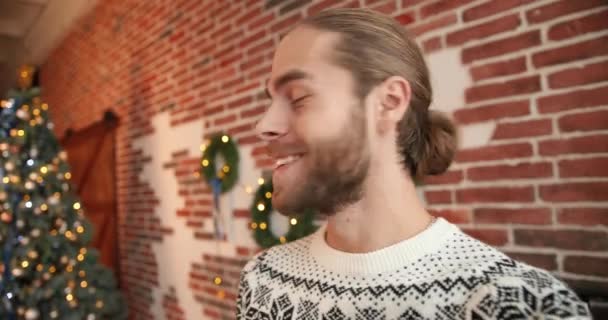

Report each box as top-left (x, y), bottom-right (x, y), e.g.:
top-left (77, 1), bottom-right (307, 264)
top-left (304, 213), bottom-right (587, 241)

top-left (417, 111), bottom-right (457, 176)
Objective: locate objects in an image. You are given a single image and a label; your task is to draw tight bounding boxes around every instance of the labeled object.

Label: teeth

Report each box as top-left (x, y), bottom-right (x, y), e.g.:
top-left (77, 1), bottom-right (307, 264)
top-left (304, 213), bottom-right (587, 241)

top-left (275, 155), bottom-right (301, 168)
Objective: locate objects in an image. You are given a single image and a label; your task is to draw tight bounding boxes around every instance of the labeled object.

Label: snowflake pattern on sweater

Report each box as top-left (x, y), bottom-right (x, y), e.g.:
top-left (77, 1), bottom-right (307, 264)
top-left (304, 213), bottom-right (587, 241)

top-left (236, 218), bottom-right (590, 319)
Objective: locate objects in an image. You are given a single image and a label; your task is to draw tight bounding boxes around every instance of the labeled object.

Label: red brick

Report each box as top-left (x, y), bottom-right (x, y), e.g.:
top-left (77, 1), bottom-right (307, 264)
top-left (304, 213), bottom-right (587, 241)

top-left (526, 0), bottom-right (607, 24)
top-left (248, 39), bottom-right (275, 56)
top-left (565, 256), bottom-right (608, 277)
top-left (467, 162), bottom-right (553, 181)
top-left (234, 209), bottom-right (251, 219)
top-left (239, 30), bottom-right (267, 50)
top-left (470, 56), bottom-right (527, 82)
top-left (240, 105), bottom-right (267, 119)
top-left (422, 170), bottom-right (463, 185)
top-left (455, 143), bottom-right (533, 163)
top-left (395, 11), bottom-right (416, 25)
top-left (559, 157), bottom-right (608, 178)
top-left (558, 207), bottom-right (608, 226)
top-left (227, 123), bottom-right (254, 136)
top-left (548, 60), bottom-right (608, 89)
top-left (420, 0), bottom-right (476, 19)
top-left (539, 134), bottom-right (608, 156)
top-left (462, 30), bottom-right (541, 64)
top-left (492, 119), bottom-right (553, 140)
top-left (227, 96), bottom-right (253, 109)
top-left (538, 85), bottom-right (608, 114)
top-left (462, 228), bottom-right (509, 246)
top-left (429, 209), bottom-right (472, 224)
top-left (549, 9), bottom-right (608, 40)
top-left (236, 7), bottom-right (262, 25)
top-left (453, 100), bottom-right (530, 125)
top-left (505, 252), bottom-right (557, 271)
top-left (408, 13), bottom-right (457, 37)
top-left (213, 114), bottom-right (237, 126)
top-left (307, 0), bottom-right (343, 16)
top-left (560, 109), bottom-right (608, 133)
top-left (456, 186), bottom-right (535, 203)
top-left (239, 134), bottom-right (261, 145)
top-left (401, 0), bottom-right (426, 7)
top-left (514, 229), bottom-right (608, 251)
top-left (446, 14), bottom-right (520, 47)
top-left (270, 12), bottom-right (301, 33)
top-left (424, 190), bottom-right (452, 204)
top-left (236, 246), bottom-right (250, 257)
top-left (541, 182), bottom-right (608, 202)
top-left (463, 0), bottom-right (537, 22)
top-left (203, 105), bottom-right (225, 117)
top-left (249, 12), bottom-right (275, 31)
top-left (422, 36), bottom-right (442, 53)
top-left (532, 35), bottom-right (608, 68)
top-left (370, 0), bottom-right (397, 14)
top-left (474, 207), bottom-right (552, 225)
top-left (465, 75), bottom-right (541, 103)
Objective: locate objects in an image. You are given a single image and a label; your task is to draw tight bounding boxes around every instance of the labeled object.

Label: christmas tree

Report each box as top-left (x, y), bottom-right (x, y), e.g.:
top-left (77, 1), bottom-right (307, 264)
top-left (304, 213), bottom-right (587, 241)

top-left (0, 65), bottom-right (127, 320)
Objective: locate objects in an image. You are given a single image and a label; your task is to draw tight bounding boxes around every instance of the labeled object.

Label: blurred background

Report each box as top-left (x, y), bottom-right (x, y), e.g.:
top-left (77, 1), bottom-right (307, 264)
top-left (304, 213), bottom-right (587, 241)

top-left (1, 0), bottom-right (606, 319)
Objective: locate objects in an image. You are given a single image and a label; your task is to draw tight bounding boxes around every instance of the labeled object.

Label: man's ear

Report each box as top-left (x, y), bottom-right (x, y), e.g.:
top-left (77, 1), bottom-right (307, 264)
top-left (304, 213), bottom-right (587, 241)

top-left (376, 76), bottom-right (411, 133)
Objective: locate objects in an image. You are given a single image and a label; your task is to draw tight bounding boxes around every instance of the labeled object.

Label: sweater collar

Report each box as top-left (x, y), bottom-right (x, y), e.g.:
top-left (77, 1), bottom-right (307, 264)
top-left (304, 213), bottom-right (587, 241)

top-left (309, 217), bottom-right (457, 275)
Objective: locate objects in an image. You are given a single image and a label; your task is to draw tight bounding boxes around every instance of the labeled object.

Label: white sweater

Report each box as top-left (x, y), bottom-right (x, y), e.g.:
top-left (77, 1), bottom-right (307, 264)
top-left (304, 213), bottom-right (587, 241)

top-left (237, 218), bottom-right (591, 319)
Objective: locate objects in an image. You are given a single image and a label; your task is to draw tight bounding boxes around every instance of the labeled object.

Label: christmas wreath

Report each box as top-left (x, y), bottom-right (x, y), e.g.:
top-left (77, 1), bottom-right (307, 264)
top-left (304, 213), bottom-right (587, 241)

top-left (250, 179), bottom-right (317, 248)
top-left (200, 133), bottom-right (239, 193)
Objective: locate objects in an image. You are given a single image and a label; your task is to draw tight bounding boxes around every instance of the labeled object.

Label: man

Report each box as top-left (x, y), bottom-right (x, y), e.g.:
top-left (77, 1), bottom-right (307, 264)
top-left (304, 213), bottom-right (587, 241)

top-left (237, 8), bottom-right (590, 320)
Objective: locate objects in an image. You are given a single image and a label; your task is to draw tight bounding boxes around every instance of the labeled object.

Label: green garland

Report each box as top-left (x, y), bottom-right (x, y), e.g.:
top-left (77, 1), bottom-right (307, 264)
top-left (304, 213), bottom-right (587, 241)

top-left (200, 133), bottom-right (239, 193)
top-left (250, 180), bottom-right (318, 248)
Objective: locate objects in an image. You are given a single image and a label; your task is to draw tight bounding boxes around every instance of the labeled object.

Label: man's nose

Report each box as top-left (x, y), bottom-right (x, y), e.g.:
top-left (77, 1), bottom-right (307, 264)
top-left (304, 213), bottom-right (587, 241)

top-left (255, 103), bottom-right (288, 142)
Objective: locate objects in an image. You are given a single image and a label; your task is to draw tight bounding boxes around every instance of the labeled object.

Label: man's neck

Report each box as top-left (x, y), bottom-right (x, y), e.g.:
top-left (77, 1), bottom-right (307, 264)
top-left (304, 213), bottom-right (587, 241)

top-left (324, 165), bottom-right (433, 254)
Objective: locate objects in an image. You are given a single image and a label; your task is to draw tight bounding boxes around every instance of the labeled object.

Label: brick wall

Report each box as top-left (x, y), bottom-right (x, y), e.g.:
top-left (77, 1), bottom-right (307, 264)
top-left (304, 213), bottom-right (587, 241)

top-left (40, 0), bottom-right (608, 318)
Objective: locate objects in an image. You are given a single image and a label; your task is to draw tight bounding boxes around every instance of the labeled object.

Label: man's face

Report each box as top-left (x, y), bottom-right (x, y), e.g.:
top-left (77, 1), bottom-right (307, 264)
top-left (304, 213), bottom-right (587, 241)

top-left (256, 27), bottom-right (371, 216)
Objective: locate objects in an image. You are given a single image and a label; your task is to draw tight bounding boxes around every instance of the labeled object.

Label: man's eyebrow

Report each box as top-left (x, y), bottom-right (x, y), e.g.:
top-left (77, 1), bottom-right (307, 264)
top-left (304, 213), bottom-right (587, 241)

top-left (265, 69), bottom-right (312, 98)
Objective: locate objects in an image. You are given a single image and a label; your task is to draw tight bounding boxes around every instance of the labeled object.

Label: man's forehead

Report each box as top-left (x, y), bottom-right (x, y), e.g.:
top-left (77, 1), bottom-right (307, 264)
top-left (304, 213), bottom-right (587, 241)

top-left (269, 27), bottom-right (340, 87)
top-left (273, 27), bottom-right (339, 67)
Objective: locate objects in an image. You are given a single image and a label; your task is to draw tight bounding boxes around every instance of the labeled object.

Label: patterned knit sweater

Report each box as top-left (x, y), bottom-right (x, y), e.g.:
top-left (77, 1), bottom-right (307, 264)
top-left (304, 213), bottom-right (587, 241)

top-left (236, 218), bottom-right (591, 319)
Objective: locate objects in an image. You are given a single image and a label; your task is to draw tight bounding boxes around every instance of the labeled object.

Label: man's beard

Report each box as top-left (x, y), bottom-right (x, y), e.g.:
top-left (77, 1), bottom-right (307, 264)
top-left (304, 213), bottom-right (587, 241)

top-left (272, 106), bottom-right (370, 217)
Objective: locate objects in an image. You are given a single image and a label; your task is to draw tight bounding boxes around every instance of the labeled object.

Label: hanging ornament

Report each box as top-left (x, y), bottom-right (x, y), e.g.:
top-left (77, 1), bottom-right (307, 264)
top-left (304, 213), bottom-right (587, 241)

top-left (0, 192), bottom-right (6, 201)
top-left (25, 181), bottom-right (35, 190)
top-left (12, 268), bottom-right (23, 277)
top-left (25, 308), bottom-right (39, 320)
top-left (30, 147), bottom-right (38, 158)
top-left (16, 109), bottom-right (29, 120)
top-left (5, 162), bottom-right (14, 171)
top-left (1, 212), bottom-right (12, 223)
top-left (16, 220), bottom-right (25, 229)
top-left (31, 229), bottom-right (41, 237)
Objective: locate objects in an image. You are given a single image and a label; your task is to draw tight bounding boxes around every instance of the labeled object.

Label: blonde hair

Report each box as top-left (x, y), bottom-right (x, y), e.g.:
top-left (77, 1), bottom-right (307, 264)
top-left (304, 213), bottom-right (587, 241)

top-left (302, 8), bottom-right (457, 177)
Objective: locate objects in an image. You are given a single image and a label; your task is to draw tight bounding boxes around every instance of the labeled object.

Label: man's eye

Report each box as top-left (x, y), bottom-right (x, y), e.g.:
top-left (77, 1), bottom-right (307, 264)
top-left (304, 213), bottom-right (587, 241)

top-left (291, 95), bottom-right (310, 106)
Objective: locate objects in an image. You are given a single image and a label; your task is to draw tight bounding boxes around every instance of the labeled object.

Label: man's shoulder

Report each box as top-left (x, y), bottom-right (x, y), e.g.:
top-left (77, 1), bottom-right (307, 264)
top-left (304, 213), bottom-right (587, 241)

top-left (443, 230), bottom-right (591, 319)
